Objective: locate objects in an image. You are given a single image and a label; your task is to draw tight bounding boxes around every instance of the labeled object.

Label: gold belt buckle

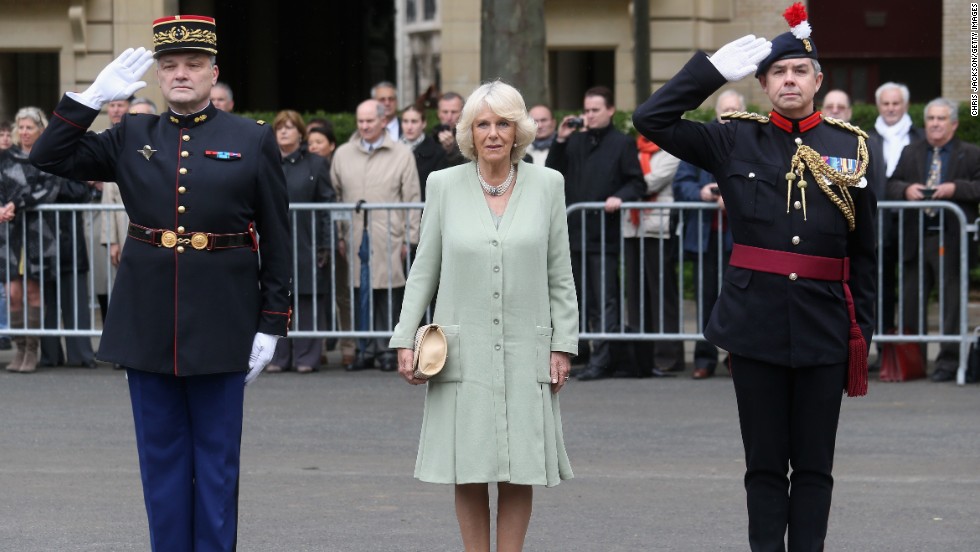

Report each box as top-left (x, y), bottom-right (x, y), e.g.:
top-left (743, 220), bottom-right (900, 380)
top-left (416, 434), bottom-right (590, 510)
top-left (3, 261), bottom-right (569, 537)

top-left (160, 230), bottom-right (178, 248)
top-left (190, 232), bottom-right (209, 250)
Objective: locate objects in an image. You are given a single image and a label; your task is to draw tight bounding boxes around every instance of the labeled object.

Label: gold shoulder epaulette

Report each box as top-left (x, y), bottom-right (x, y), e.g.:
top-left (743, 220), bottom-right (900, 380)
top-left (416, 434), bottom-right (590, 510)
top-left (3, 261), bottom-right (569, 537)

top-left (129, 110), bottom-right (138, 115)
top-left (256, 120), bottom-right (266, 125)
top-left (720, 111), bottom-right (769, 124)
top-left (822, 116), bottom-right (868, 139)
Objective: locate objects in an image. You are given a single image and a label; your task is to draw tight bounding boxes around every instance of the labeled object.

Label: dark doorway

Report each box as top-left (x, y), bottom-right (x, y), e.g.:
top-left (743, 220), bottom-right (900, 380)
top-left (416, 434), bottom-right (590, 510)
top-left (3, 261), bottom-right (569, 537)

top-left (0, 52), bottom-right (60, 122)
top-left (187, 0), bottom-right (395, 113)
top-left (548, 50), bottom-right (615, 111)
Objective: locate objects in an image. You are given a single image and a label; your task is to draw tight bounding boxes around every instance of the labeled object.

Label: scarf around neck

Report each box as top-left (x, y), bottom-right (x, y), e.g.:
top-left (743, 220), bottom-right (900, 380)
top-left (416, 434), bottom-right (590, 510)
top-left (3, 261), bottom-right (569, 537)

top-left (874, 113), bottom-right (913, 177)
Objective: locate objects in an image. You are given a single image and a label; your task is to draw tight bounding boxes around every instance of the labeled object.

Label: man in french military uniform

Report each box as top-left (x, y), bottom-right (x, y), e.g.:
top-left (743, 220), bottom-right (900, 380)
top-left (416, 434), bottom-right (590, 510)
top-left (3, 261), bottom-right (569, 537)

top-left (633, 4), bottom-right (876, 550)
top-left (30, 16), bottom-right (290, 551)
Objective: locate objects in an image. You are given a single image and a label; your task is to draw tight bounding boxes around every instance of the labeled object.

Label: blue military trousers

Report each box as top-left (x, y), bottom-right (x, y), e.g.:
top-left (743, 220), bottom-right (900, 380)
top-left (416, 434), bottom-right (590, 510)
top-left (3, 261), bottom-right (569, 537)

top-left (127, 369), bottom-right (245, 552)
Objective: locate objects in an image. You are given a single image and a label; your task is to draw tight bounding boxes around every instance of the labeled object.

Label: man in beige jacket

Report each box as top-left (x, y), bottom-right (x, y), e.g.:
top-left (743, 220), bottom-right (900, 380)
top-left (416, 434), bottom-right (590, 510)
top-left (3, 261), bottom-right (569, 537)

top-left (331, 99), bottom-right (421, 371)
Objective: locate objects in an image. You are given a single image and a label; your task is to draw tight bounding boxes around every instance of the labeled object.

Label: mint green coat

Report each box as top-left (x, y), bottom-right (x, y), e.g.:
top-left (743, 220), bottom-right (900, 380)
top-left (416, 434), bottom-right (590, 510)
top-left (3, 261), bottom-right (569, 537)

top-left (390, 161), bottom-right (578, 487)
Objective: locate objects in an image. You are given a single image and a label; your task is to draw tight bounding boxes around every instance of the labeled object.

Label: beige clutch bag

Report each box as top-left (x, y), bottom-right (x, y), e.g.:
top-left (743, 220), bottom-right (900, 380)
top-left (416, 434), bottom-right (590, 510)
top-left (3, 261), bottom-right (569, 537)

top-left (413, 324), bottom-right (448, 380)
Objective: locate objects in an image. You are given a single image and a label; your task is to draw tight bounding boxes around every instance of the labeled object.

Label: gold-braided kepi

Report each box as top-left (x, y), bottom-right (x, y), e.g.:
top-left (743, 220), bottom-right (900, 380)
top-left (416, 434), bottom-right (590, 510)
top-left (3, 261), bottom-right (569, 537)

top-left (152, 15), bottom-right (217, 58)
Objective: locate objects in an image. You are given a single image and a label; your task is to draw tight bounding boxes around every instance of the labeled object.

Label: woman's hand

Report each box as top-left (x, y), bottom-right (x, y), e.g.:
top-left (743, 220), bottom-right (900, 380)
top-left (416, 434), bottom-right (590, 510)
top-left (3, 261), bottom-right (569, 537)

top-left (0, 202), bottom-right (15, 223)
top-left (397, 347), bottom-right (426, 385)
top-left (549, 351), bottom-right (572, 393)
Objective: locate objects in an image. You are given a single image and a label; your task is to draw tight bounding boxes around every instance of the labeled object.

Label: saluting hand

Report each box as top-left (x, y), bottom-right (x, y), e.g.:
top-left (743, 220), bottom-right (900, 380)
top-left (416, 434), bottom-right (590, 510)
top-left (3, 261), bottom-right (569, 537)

top-left (708, 35), bottom-right (772, 82)
top-left (75, 47), bottom-right (155, 110)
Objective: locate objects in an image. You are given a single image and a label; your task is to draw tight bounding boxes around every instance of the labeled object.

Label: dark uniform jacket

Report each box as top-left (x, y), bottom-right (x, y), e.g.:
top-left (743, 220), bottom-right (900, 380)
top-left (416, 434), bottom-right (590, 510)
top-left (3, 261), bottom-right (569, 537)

top-left (545, 125), bottom-right (646, 252)
top-left (886, 137), bottom-right (980, 265)
top-left (633, 54), bottom-right (876, 369)
top-left (31, 97), bottom-right (291, 377)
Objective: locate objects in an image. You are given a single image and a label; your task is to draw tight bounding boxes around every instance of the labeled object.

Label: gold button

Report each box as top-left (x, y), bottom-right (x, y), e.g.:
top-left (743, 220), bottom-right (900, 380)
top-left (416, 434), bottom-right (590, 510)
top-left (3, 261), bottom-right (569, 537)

top-left (181, 151), bottom-right (189, 158)
top-left (748, 172), bottom-right (756, 179)
top-left (178, 186), bottom-right (186, 194)
top-left (177, 226), bottom-right (185, 233)
top-left (179, 168), bottom-right (187, 175)
top-left (176, 246), bottom-right (185, 253)
top-left (182, 135), bottom-right (190, 142)
top-left (789, 272), bottom-right (798, 281)
top-left (791, 236), bottom-right (800, 245)
top-left (178, 206), bottom-right (186, 213)
top-left (794, 201), bottom-right (802, 210)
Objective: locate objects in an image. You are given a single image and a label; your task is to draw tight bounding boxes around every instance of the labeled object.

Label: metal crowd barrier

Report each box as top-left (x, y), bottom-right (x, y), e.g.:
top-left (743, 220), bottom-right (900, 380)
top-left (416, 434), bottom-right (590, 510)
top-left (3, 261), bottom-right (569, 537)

top-left (569, 200), bottom-right (977, 385)
top-left (3, 201), bottom-right (976, 385)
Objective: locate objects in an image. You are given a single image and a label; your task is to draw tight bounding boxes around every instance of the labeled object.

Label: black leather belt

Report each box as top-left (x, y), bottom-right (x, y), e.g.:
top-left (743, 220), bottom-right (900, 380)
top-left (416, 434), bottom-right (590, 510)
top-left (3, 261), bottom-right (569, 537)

top-left (128, 222), bottom-right (256, 251)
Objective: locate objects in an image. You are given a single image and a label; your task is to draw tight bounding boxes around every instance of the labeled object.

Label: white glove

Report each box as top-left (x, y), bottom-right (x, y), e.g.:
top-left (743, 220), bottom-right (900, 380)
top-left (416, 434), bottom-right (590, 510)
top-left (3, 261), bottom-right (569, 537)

top-left (71, 47), bottom-right (155, 110)
top-left (245, 332), bottom-right (280, 386)
top-left (708, 35), bottom-right (772, 82)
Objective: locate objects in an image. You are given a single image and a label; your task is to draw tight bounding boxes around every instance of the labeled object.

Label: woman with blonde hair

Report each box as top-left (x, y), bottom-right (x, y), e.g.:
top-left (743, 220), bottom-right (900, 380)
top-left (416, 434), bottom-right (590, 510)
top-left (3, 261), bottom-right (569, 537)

top-left (390, 81), bottom-right (578, 551)
top-left (0, 107), bottom-right (63, 372)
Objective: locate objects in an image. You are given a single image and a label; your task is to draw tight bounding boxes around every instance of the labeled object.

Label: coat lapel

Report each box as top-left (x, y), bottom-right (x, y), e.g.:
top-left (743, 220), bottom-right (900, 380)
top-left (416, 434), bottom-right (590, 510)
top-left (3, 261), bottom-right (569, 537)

top-left (495, 162), bottom-right (528, 242)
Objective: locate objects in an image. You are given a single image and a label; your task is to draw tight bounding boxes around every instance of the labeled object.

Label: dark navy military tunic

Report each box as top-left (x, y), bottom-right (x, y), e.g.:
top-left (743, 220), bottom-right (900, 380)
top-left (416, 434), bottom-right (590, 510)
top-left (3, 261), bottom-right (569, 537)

top-left (633, 54), bottom-right (876, 369)
top-left (32, 97), bottom-right (291, 376)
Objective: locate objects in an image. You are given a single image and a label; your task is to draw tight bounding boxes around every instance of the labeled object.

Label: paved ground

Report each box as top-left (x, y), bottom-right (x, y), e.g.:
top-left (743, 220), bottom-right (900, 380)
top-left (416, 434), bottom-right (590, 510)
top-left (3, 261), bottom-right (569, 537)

top-left (1, 351), bottom-right (978, 552)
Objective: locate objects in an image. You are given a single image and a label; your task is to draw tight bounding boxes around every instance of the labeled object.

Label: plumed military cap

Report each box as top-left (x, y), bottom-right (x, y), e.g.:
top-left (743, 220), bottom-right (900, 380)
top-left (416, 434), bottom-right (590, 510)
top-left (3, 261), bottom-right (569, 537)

top-left (755, 3), bottom-right (818, 77)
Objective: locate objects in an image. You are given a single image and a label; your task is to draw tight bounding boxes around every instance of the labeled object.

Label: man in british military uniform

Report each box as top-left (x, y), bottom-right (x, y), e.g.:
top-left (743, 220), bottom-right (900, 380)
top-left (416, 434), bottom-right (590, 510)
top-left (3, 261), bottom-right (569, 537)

top-left (30, 15), bottom-right (291, 551)
top-left (633, 3), bottom-right (875, 551)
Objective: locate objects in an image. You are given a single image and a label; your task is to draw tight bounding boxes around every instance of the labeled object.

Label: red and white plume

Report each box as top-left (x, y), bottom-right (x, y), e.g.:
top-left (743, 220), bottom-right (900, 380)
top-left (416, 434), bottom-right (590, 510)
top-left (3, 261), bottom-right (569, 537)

top-left (783, 3), bottom-right (812, 40)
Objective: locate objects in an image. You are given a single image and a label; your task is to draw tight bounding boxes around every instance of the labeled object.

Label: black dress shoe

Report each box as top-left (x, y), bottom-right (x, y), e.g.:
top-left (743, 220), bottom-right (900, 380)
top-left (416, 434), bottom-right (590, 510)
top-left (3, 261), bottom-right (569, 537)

top-left (649, 368), bottom-right (676, 378)
top-left (576, 365), bottom-right (611, 381)
top-left (930, 369), bottom-right (955, 382)
top-left (345, 355), bottom-right (374, 372)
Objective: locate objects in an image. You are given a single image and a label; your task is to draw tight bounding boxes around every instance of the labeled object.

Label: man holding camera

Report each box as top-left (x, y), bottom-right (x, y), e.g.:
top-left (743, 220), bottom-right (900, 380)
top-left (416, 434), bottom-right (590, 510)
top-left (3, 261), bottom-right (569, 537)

top-left (546, 86), bottom-right (645, 381)
top-left (887, 98), bottom-right (980, 382)
top-left (433, 91), bottom-right (466, 166)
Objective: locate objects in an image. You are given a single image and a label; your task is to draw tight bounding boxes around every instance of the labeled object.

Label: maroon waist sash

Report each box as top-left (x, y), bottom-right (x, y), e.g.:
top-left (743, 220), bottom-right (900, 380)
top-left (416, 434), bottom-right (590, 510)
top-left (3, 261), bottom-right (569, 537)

top-left (728, 244), bottom-right (868, 397)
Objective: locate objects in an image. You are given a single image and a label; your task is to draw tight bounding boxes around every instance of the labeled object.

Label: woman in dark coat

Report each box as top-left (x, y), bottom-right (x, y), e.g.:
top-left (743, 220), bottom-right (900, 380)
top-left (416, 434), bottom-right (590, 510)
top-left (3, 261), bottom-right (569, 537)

top-left (267, 110), bottom-right (335, 373)
top-left (0, 107), bottom-right (63, 373)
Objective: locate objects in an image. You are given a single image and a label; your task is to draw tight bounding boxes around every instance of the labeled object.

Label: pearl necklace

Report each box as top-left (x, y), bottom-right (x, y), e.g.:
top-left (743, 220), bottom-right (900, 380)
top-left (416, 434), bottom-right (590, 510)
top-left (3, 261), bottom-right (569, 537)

top-left (477, 163), bottom-right (516, 196)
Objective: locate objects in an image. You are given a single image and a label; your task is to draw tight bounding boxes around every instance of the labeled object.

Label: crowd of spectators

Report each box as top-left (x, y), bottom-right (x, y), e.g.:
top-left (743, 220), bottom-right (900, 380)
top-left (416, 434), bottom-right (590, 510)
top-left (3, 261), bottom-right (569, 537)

top-left (1, 78), bottom-right (976, 382)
